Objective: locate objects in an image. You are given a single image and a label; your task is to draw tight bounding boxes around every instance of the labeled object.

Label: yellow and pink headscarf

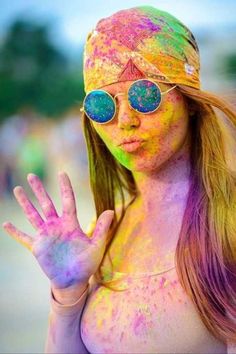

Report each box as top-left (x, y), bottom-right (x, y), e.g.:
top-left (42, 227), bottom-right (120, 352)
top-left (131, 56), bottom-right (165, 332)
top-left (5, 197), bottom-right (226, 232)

top-left (83, 6), bottom-right (200, 93)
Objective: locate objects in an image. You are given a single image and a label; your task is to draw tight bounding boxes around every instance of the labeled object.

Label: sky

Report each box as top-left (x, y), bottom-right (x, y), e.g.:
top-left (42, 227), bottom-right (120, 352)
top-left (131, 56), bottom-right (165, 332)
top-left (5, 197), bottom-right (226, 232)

top-left (0, 0), bottom-right (236, 52)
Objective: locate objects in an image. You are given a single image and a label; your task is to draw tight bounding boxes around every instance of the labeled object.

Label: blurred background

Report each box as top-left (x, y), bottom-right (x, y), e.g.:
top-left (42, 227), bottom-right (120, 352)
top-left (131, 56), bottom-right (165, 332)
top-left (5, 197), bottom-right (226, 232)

top-left (0, 0), bottom-right (235, 352)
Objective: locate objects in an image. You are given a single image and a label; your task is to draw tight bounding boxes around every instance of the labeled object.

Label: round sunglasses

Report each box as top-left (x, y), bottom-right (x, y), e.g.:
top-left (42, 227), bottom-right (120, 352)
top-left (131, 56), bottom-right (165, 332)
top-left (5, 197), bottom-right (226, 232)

top-left (80, 79), bottom-right (177, 124)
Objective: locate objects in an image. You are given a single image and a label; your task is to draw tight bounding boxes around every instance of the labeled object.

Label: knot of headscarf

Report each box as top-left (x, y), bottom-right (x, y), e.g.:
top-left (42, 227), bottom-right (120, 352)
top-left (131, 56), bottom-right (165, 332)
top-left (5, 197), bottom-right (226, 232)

top-left (83, 6), bottom-right (200, 93)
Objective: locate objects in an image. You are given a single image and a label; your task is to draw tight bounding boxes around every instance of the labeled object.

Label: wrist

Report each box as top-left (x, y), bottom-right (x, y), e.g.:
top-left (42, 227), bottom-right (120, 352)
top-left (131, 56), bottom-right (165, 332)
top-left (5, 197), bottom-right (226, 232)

top-left (51, 282), bottom-right (89, 305)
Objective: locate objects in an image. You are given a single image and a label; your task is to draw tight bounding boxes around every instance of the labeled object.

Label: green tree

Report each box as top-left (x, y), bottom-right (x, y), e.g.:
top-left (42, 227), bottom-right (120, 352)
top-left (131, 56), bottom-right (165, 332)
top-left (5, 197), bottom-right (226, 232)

top-left (0, 19), bottom-right (84, 121)
top-left (224, 53), bottom-right (236, 81)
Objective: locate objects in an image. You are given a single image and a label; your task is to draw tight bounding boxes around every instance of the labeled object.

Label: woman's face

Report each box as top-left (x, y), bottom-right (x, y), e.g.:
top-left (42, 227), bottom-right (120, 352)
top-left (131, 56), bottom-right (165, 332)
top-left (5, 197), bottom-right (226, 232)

top-left (89, 80), bottom-right (190, 172)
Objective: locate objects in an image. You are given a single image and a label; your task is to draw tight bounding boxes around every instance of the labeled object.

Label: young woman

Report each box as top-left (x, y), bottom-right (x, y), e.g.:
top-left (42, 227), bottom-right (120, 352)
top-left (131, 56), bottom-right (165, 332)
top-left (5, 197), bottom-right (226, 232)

top-left (3, 6), bottom-right (236, 354)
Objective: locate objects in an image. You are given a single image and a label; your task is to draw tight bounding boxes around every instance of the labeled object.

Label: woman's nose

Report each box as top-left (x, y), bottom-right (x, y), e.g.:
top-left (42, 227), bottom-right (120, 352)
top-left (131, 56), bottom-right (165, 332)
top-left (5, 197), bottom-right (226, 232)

top-left (116, 98), bottom-right (140, 129)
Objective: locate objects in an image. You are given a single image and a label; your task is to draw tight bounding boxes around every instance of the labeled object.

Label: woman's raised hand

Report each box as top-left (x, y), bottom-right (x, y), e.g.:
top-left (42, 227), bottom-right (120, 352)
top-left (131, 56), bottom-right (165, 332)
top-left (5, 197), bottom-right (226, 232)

top-left (2, 172), bottom-right (114, 290)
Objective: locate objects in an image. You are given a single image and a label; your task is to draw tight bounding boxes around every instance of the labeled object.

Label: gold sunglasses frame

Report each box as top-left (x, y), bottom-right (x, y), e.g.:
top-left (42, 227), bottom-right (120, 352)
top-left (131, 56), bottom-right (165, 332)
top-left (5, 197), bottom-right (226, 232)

top-left (80, 79), bottom-right (177, 124)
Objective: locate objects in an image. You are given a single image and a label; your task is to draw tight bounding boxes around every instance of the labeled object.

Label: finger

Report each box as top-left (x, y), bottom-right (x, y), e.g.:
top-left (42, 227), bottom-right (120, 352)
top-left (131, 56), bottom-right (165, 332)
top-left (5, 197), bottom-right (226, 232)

top-left (2, 222), bottom-right (34, 252)
top-left (13, 186), bottom-right (44, 229)
top-left (59, 172), bottom-right (79, 226)
top-left (92, 210), bottom-right (114, 246)
top-left (27, 174), bottom-right (58, 219)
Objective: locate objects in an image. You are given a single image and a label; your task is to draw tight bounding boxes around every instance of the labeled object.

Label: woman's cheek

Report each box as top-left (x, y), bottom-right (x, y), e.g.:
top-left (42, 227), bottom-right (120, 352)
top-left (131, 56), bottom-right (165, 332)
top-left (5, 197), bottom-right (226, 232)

top-left (92, 125), bottom-right (133, 168)
top-left (114, 149), bottom-right (135, 169)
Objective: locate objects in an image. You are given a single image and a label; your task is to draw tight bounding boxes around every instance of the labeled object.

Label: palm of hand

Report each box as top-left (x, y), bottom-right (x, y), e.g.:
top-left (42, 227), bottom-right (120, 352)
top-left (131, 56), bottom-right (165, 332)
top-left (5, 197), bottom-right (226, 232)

top-left (2, 172), bottom-right (114, 289)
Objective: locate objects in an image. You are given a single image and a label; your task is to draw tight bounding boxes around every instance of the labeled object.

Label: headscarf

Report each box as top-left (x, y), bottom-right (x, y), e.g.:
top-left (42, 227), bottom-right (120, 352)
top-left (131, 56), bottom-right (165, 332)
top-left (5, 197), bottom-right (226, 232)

top-left (83, 6), bottom-right (200, 93)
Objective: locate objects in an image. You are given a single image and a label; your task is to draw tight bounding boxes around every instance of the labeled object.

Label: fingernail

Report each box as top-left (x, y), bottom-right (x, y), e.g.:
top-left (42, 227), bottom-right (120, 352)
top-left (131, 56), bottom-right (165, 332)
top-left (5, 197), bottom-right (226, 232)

top-left (13, 186), bottom-right (22, 194)
top-left (58, 171), bottom-right (66, 178)
top-left (27, 173), bottom-right (36, 181)
top-left (2, 221), bottom-right (10, 229)
top-left (105, 210), bottom-right (114, 218)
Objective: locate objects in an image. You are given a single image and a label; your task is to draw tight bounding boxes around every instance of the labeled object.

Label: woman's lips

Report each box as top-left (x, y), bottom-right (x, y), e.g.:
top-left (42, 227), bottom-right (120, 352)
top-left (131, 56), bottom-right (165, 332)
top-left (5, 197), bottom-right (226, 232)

top-left (119, 140), bottom-right (145, 152)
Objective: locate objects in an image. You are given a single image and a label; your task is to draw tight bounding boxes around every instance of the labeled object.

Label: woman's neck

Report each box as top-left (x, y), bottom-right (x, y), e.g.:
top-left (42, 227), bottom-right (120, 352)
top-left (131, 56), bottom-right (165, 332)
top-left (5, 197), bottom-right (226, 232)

top-left (129, 136), bottom-right (191, 253)
top-left (132, 136), bottom-right (191, 213)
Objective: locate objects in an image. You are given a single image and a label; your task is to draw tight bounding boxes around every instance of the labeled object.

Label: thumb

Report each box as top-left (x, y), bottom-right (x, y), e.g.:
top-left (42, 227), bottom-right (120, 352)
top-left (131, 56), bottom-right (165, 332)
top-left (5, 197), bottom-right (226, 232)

top-left (92, 210), bottom-right (114, 246)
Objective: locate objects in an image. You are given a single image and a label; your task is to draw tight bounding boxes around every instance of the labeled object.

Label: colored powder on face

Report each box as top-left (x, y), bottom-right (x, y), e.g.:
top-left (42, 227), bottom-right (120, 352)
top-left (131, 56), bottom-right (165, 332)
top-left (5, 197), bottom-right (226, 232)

top-left (107, 144), bottom-right (135, 171)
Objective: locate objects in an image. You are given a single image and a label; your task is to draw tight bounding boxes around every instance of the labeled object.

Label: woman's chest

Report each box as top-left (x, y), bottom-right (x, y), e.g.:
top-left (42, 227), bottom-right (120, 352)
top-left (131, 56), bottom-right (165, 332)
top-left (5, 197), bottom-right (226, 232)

top-left (80, 273), bottom-right (226, 353)
top-left (103, 201), bottom-right (185, 274)
top-left (103, 218), bottom-right (177, 274)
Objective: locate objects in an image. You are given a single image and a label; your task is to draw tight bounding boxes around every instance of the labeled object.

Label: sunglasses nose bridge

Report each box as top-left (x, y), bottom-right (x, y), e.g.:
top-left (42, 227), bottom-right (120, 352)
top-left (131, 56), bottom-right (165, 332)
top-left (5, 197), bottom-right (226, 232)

top-left (114, 92), bottom-right (125, 99)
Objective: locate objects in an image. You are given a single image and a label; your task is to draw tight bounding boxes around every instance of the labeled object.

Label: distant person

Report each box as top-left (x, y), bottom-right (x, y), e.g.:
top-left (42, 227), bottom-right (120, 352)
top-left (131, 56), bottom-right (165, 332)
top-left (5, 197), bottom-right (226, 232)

top-left (3, 6), bottom-right (236, 353)
top-left (18, 135), bottom-right (46, 181)
top-left (0, 114), bottom-right (27, 198)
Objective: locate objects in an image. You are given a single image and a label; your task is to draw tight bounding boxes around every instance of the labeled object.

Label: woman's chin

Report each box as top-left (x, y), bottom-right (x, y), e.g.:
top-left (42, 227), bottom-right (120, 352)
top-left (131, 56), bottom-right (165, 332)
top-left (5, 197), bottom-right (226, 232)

top-left (117, 159), bottom-right (165, 174)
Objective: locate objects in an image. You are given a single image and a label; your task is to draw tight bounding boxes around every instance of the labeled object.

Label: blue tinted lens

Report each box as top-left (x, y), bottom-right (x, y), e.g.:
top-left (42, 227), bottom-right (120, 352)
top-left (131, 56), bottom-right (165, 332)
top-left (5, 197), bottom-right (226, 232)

top-left (128, 80), bottom-right (161, 113)
top-left (84, 90), bottom-right (115, 123)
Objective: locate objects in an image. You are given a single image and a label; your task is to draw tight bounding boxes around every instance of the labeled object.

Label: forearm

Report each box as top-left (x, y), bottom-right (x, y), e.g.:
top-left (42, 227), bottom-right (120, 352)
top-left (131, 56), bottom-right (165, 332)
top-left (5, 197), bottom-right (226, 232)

top-left (44, 284), bottom-right (90, 354)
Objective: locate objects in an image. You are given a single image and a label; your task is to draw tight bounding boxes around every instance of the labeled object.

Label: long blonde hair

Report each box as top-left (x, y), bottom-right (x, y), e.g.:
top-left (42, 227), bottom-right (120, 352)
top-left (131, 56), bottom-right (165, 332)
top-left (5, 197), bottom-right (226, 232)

top-left (82, 85), bottom-right (236, 343)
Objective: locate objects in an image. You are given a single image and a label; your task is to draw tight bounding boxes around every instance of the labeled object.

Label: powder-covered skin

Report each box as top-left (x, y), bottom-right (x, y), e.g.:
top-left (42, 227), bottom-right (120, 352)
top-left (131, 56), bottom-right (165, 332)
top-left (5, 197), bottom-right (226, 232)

top-left (90, 79), bottom-right (191, 269)
top-left (82, 80), bottom-right (228, 353)
top-left (2, 172), bottom-right (115, 290)
top-left (3, 87), bottom-right (229, 354)
top-left (2, 5), bottom-right (234, 353)
top-left (81, 271), bottom-right (226, 353)
top-left (91, 81), bottom-right (189, 171)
